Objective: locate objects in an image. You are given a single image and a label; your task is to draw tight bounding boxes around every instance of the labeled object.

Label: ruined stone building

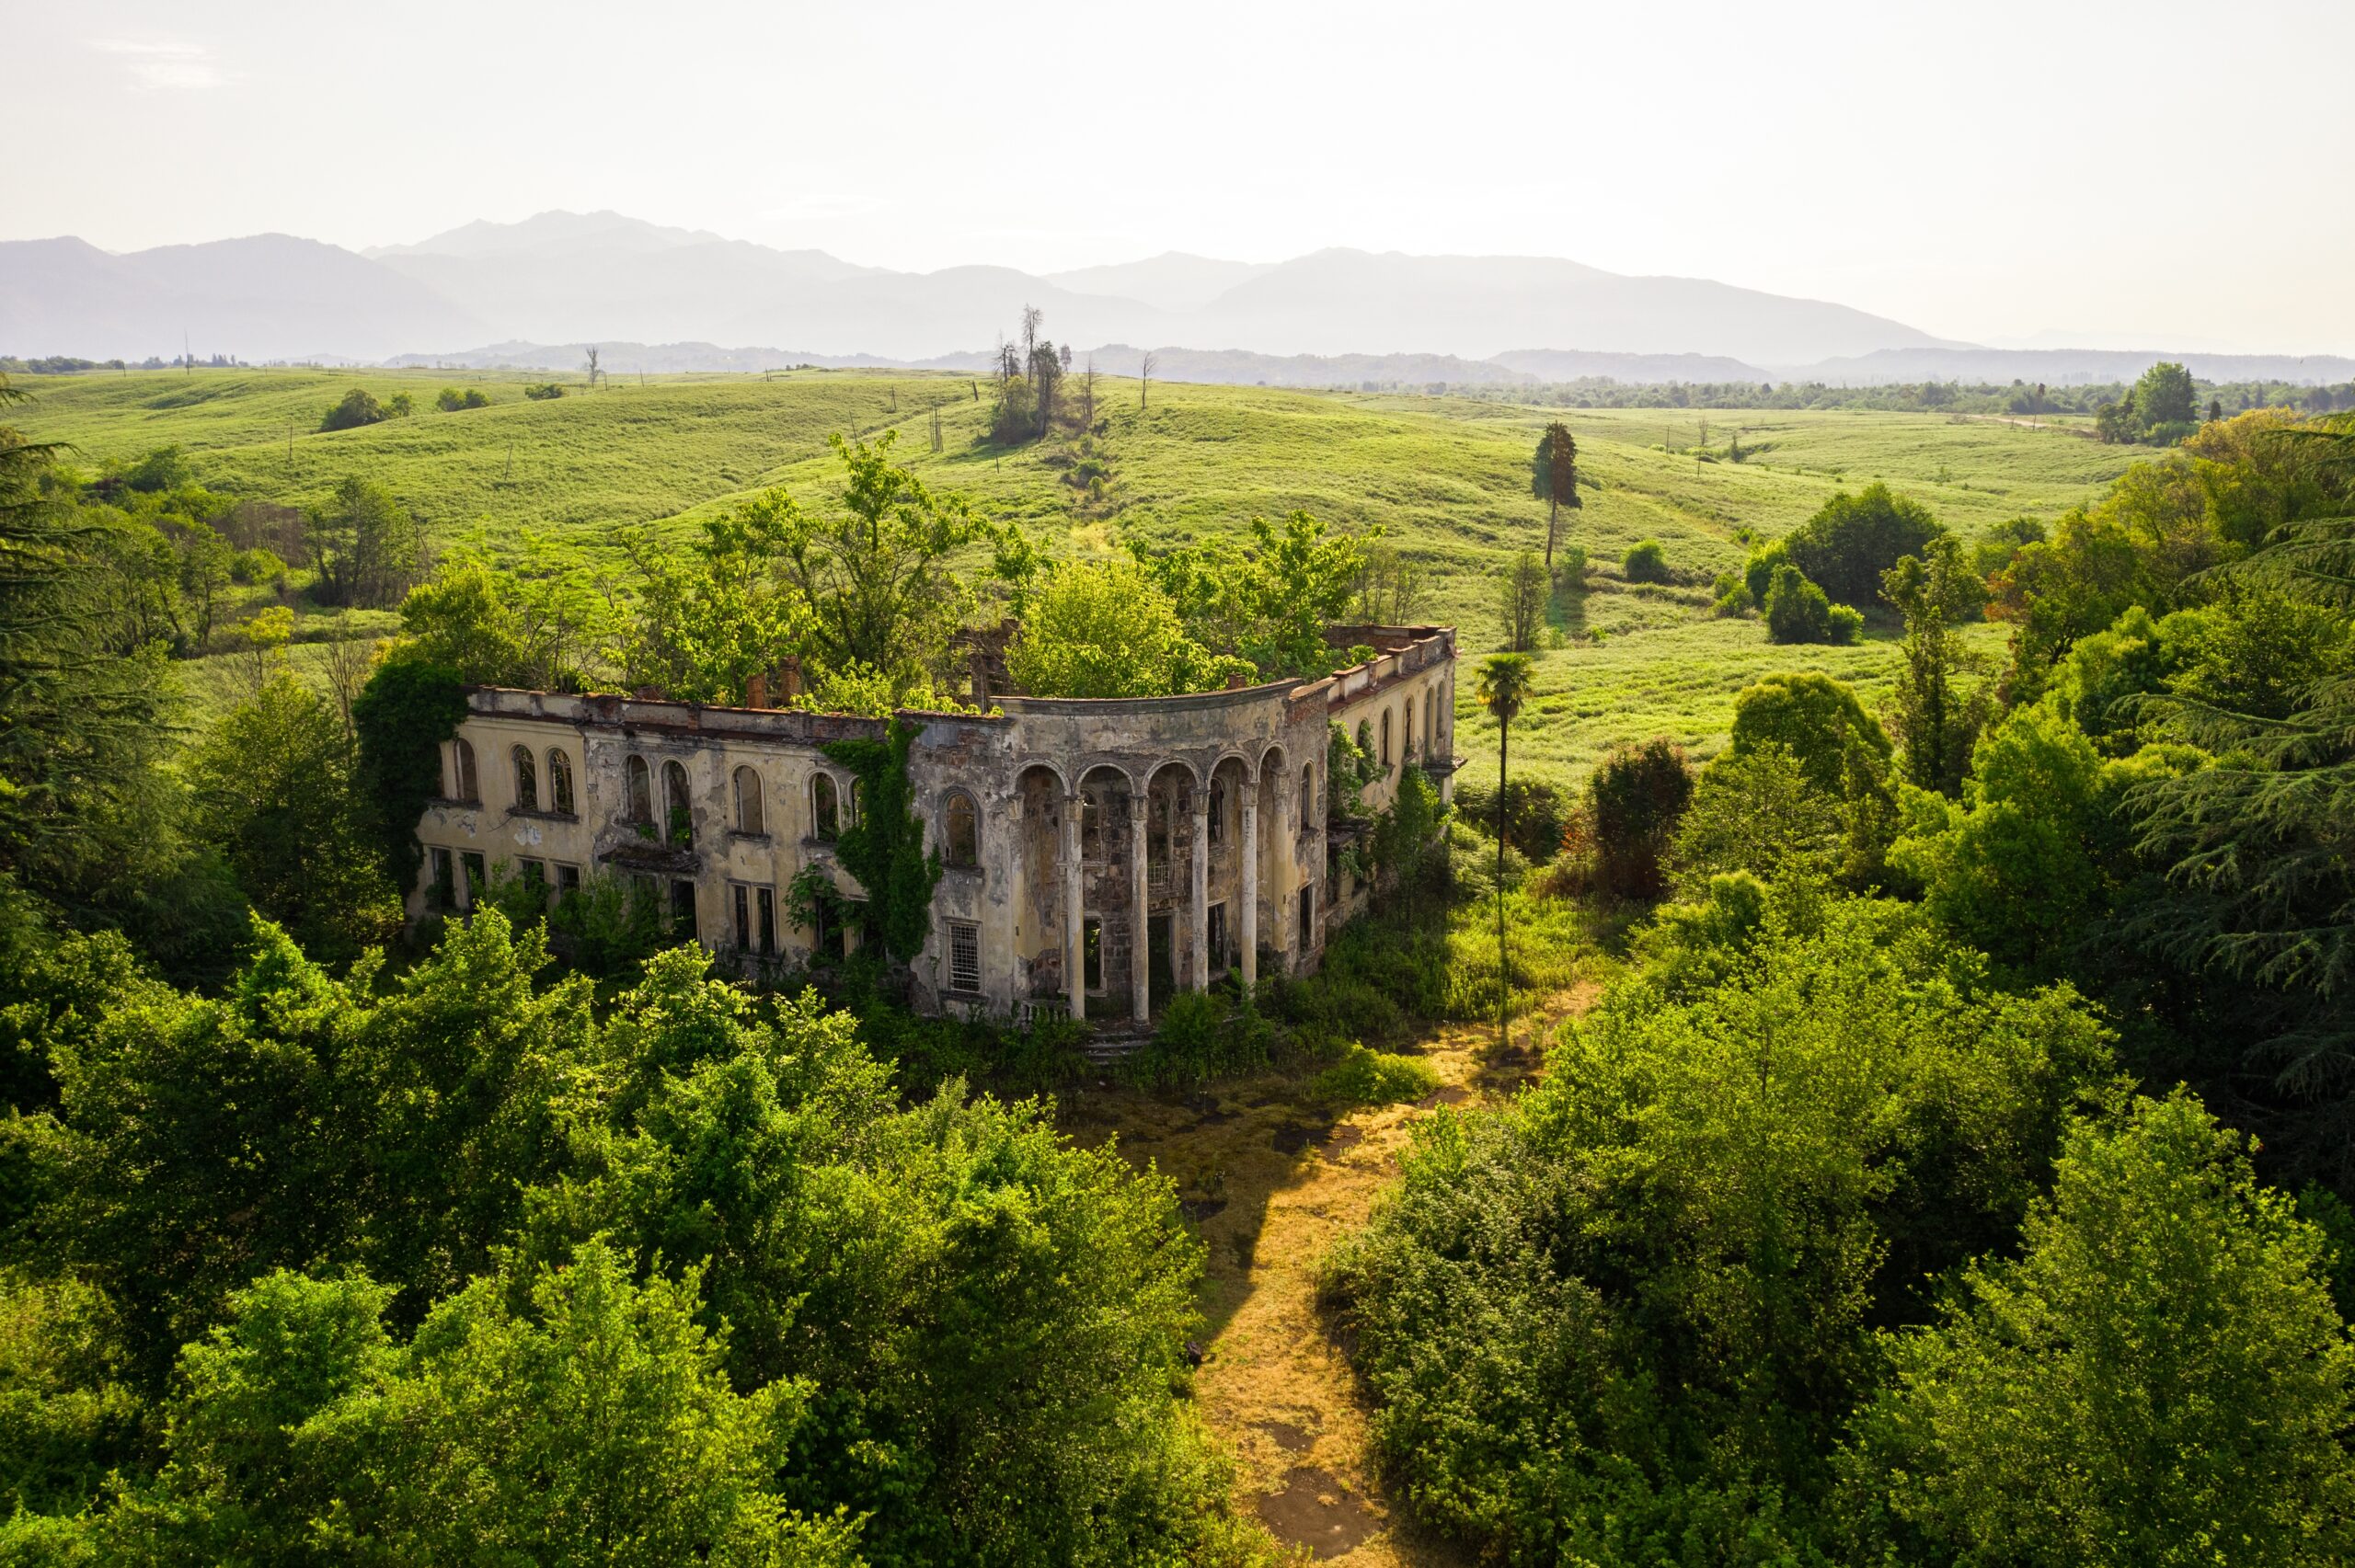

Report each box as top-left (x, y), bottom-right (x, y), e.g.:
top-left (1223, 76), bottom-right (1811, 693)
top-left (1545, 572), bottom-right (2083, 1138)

top-left (409, 624), bottom-right (1457, 1021)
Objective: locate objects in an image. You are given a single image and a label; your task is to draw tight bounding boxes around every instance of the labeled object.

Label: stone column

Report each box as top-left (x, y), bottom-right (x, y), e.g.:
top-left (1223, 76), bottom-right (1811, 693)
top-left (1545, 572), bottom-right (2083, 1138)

top-left (1189, 789), bottom-right (1211, 990)
top-left (1063, 794), bottom-right (1085, 1022)
top-left (1239, 789), bottom-right (1258, 987)
top-left (1128, 791), bottom-right (1150, 1022)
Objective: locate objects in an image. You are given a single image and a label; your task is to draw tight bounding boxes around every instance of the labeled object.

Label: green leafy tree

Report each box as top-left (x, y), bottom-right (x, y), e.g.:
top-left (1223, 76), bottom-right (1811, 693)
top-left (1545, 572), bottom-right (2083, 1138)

top-left (820, 720), bottom-right (943, 962)
top-left (395, 553), bottom-right (604, 690)
top-left (2134, 360), bottom-right (2200, 429)
top-left (350, 658), bottom-right (467, 894)
top-left (1672, 739), bottom-right (1844, 889)
top-left (302, 475), bottom-right (426, 610)
top-left (1844, 1092), bottom-right (2355, 1568)
top-left (1784, 482), bottom-right (1945, 606)
top-left (1531, 421), bottom-right (1580, 569)
top-left (1134, 509), bottom-right (1371, 679)
top-left (317, 389), bottom-right (388, 432)
top-left (182, 671), bottom-right (403, 960)
top-left (433, 386), bottom-right (490, 412)
top-left (1729, 671), bottom-right (1892, 794)
top-left (1005, 561), bottom-right (1248, 697)
top-left (1620, 538), bottom-right (1669, 583)
top-left (1497, 549), bottom-right (1545, 652)
top-left (1585, 737), bottom-right (1694, 898)
top-left (1328, 892), bottom-right (2113, 1563)
top-left (1882, 537), bottom-right (1993, 795)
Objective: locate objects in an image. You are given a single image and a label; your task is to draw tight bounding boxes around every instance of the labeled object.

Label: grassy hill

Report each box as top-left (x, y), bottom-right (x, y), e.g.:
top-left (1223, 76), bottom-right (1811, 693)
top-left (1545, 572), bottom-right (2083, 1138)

top-left (13, 369), bottom-right (2148, 787)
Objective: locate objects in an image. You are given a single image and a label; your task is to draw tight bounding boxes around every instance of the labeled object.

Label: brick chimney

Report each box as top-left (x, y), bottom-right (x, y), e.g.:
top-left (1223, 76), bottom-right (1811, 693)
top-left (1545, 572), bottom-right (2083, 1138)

top-left (775, 656), bottom-right (803, 704)
top-left (746, 671), bottom-right (770, 709)
top-left (1225, 670), bottom-right (1249, 690)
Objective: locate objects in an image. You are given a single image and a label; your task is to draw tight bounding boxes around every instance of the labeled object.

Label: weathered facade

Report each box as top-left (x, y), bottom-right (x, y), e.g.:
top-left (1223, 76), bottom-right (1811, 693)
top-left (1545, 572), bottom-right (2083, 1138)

top-left (409, 624), bottom-right (1457, 1021)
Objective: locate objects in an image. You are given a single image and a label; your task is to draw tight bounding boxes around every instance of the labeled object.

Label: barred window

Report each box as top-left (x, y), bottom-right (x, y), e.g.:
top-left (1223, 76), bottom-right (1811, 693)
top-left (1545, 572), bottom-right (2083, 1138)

top-left (948, 920), bottom-right (982, 993)
top-left (512, 746), bottom-right (539, 811)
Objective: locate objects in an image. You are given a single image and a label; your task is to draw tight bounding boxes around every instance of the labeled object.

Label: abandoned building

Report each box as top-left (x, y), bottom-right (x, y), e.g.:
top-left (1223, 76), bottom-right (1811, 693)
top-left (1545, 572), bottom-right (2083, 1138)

top-left (409, 624), bottom-right (1458, 1021)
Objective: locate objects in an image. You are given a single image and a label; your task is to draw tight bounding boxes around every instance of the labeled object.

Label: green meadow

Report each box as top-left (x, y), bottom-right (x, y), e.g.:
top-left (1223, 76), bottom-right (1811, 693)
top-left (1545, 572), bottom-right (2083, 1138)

top-left (15, 369), bottom-right (2149, 788)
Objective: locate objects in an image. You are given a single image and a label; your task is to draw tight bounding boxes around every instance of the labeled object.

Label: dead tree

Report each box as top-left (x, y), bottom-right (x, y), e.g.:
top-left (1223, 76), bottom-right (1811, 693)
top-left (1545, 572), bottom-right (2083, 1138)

top-left (1140, 349), bottom-right (1158, 410)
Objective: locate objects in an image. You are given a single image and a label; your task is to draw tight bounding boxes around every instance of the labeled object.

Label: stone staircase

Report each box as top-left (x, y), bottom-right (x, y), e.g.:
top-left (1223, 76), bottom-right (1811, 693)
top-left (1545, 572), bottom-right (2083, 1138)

top-left (1079, 1022), bottom-right (1154, 1065)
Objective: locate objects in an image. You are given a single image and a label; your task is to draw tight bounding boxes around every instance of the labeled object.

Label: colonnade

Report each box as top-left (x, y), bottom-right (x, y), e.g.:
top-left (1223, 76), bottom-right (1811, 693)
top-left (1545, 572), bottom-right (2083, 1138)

top-left (1052, 759), bottom-right (1286, 1024)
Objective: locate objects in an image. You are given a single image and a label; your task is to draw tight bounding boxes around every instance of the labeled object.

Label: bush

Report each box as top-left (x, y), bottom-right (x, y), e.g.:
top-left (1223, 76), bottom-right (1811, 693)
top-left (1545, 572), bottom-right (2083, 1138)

top-left (228, 546), bottom-right (284, 586)
top-left (435, 387), bottom-right (492, 412)
top-left (1310, 1045), bottom-right (1440, 1107)
top-left (523, 383), bottom-right (565, 401)
top-left (318, 388), bottom-right (388, 432)
top-left (1586, 737), bottom-right (1694, 899)
top-left (1450, 776), bottom-right (1568, 864)
top-left (1120, 990), bottom-right (1274, 1088)
top-left (1764, 564), bottom-right (1857, 645)
top-left (1621, 539), bottom-right (1670, 583)
top-left (1553, 543), bottom-right (1587, 589)
top-left (1711, 570), bottom-right (1748, 615)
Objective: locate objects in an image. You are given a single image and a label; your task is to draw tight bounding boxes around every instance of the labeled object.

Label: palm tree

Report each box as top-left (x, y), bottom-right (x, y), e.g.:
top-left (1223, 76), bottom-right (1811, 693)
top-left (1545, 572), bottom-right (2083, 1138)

top-left (1476, 652), bottom-right (1534, 1050)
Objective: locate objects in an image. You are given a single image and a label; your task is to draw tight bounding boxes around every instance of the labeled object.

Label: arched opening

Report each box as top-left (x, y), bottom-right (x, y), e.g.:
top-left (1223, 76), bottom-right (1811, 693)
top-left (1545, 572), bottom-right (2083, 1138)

top-left (1080, 788), bottom-right (1104, 860)
top-left (1402, 697), bottom-right (1415, 760)
top-left (733, 766), bottom-right (764, 836)
top-left (1381, 709), bottom-right (1393, 767)
top-left (511, 745), bottom-right (538, 811)
top-left (812, 773), bottom-right (841, 841)
top-left (1300, 762), bottom-right (1315, 829)
top-left (1355, 719), bottom-right (1373, 760)
top-left (662, 759), bottom-right (693, 846)
top-left (451, 738), bottom-right (479, 802)
top-left (625, 755), bottom-right (652, 824)
top-left (945, 792), bottom-right (979, 868)
top-left (1425, 691), bottom-right (1437, 754)
top-left (548, 750), bottom-right (575, 816)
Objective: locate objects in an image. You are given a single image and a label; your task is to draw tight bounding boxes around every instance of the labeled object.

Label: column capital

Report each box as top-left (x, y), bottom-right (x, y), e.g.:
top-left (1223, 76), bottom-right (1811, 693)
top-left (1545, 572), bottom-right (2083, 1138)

top-left (1127, 791), bottom-right (1150, 820)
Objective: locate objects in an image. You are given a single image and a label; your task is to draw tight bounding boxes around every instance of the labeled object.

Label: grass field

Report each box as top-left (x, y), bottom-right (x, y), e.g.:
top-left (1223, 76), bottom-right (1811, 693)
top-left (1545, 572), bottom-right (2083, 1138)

top-left (13, 369), bottom-right (2149, 788)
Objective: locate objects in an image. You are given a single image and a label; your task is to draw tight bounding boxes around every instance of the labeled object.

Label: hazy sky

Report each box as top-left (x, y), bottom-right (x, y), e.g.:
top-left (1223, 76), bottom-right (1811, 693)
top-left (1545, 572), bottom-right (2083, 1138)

top-left (15, 0), bottom-right (2354, 353)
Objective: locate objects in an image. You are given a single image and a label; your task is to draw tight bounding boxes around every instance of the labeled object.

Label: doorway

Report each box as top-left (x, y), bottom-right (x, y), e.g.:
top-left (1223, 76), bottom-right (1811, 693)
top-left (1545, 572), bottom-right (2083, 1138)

top-left (1148, 912), bottom-right (1175, 1009)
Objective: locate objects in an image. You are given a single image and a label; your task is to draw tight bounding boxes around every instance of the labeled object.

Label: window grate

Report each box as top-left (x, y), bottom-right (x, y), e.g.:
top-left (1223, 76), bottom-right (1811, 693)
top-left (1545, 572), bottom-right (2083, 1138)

top-left (948, 921), bottom-right (981, 993)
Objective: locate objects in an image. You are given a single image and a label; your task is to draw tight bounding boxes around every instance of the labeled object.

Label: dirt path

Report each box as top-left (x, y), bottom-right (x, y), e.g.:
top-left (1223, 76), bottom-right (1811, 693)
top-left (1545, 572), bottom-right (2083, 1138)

top-left (1061, 989), bottom-right (1593, 1563)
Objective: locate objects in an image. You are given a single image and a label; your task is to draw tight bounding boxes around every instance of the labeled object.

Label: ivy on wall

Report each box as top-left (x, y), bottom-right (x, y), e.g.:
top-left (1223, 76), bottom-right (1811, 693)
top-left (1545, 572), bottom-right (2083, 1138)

top-left (352, 660), bottom-right (468, 894)
top-left (821, 720), bottom-right (942, 963)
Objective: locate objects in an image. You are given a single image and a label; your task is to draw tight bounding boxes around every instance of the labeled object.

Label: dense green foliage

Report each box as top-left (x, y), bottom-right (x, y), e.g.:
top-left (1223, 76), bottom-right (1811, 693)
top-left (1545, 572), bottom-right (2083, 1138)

top-left (820, 721), bottom-right (944, 964)
top-left (0, 916), bottom-right (1261, 1563)
top-left (1005, 560), bottom-right (1247, 697)
top-left (1328, 888), bottom-right (2122, 1562)
top-left (1782, 482), bottom-right (1947, 607)
top-left (350, 658), bottom-right (467, 893)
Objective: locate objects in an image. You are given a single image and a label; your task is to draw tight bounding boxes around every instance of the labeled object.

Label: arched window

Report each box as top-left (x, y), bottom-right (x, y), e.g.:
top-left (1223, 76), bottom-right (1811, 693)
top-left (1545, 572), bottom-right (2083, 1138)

top-left (1402, 698), bottom-right (1415, 760)
top-left (511, 745), bottom-right (539, 812)
top-left (1300, 763), bottom-right (1315, 827)
top-left (451, 738), bottom-right (479, 801)
top-left (945, 792), bottom-right (979, 868)
top-left (848, 777), bottom-right (865, 827)
top-left (548, 750), bottom-right (575, 816)
top-left (733, 766), bottom-right (764, 836)
top-left (1425, 694), bottom-right (1437, 754)
top-left (1380, 709), bottom-right (1393, 767)
top-left (1355, 720), bottom-right (1373, 760)
top-left (1080, 790), bottom-right (1103, 860)
top-left (625, 755), bottom-right (653, 824)
top-left (1208, 777), bottom-right (1226, 847)
top-left (812, 773), bottom-right (840, 841)
top-left (662, 760), bottom-right (693, 845)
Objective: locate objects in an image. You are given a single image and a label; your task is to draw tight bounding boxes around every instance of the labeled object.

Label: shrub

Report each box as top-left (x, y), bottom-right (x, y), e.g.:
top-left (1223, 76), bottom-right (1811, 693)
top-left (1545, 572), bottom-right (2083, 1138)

top-left (229, 547), bottom-right (285, 586)
top-left (1553, 543), bottom-right (1587, 589)
top-left (523, 383), bottom-right (565, 401)
top-left (436, 387), bottom-right (492, 412)
top-left (1311, 1045), bottom-right (1440, 1107)
top-left (319, 388), bottom-right (388, 432)
top-left (1621, 539), bottom-right (1670, 583)
top-left (1120, 990), bottom-right (1274, 1088)
top-left (1764, 564), bottom-right (1858, 645)
top-left (1743, 536), bottom-right (1790, 608)
top-left (1587, 737), bottom-right (1694, 899)
top-left (1450, 776), bottom-right (1568, 864)
top-left (1711, 570), bottom-right (1748, 615)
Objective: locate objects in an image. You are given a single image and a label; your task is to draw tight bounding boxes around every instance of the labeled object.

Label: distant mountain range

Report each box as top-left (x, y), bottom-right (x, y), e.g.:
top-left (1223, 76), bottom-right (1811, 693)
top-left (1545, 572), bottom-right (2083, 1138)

top-left (5, 210), bottom-right (2349, 386)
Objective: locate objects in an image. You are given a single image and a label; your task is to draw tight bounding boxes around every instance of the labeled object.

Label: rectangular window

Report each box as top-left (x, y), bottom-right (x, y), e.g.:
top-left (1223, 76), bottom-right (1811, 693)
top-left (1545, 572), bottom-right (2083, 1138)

top-left (733, 884), bottom-right (752, 950)
top-left (1207, 901), bottom-right (1227, 971)
top-left (520, 857), bottom-right (546, 888)
top-left (557, 863), bottom-right (582, 897)
top-left (756, 887), bottom-right (776, 956)
top-left (431, 846), bottom-right (456, 912)
top-left (1083, 916), bottom-right (1103, 992)
top-left (948, 920), bottom-right (982, 993)
top-left (459, 852), bottom-right (487, 910)
top-left (670, 879), bottom-right (698, 941)
top-left (1298, 885), bottom-right (1315, 953)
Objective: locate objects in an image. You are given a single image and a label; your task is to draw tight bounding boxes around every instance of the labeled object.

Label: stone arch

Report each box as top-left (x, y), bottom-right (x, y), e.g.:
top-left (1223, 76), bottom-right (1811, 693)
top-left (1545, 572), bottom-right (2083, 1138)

top-left (1014, 763), bottom-right (1067, 999)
